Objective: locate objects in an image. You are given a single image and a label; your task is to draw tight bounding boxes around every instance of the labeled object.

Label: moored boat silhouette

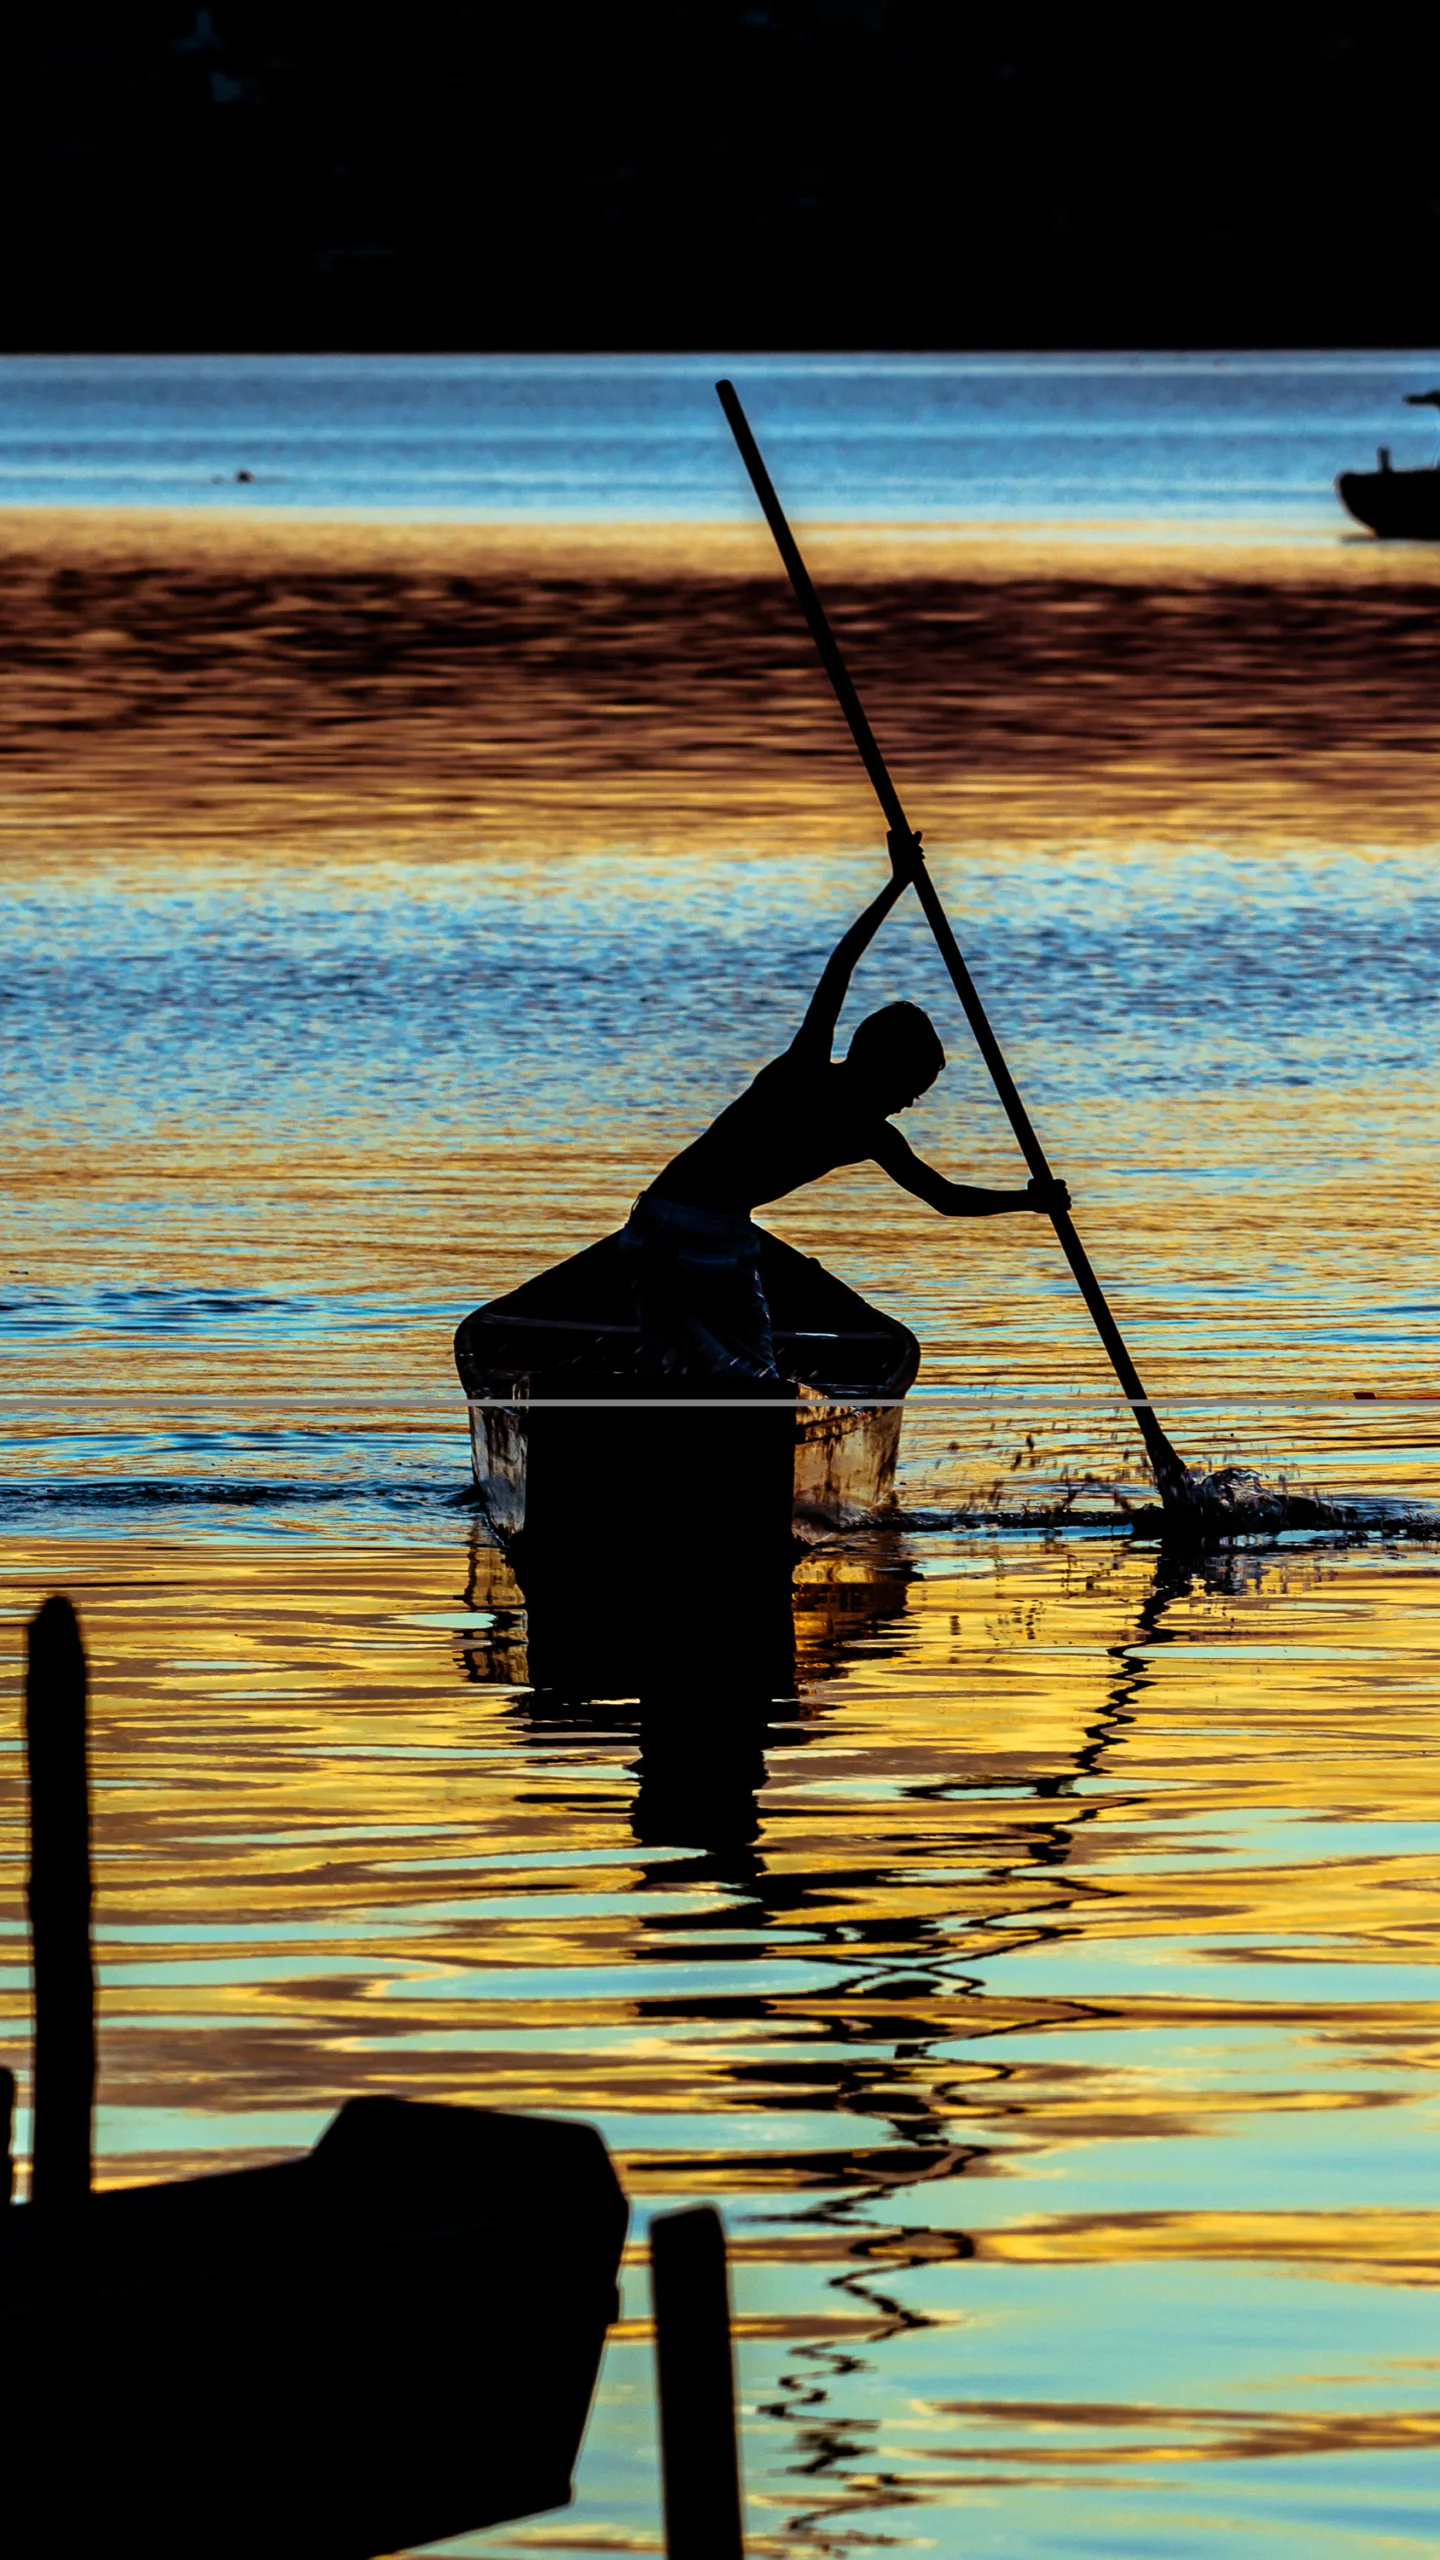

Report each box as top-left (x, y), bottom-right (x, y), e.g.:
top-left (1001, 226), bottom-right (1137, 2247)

top-left (1336, 390), bottom-right (1440, 536)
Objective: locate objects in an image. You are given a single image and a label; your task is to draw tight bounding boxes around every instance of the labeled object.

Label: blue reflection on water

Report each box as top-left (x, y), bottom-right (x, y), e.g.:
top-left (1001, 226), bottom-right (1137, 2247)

top-left (1, 350), bottom-right (1438, 520)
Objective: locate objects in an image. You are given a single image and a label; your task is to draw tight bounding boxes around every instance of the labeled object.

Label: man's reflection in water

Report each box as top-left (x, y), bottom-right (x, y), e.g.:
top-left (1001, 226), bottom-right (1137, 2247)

top-left (457, 1522), bottom-right (1333, 2507)
top-left (455, 1516), bottom-right (1307, 2459)
top-left (463, 1523), bottom-right (915, 1878)
top-left (458, 1522), bottom-right (1258, 1885)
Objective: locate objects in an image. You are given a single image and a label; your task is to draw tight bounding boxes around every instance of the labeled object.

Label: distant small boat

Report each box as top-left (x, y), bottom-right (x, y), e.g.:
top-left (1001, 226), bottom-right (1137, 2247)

top-left (455, 1226), bottom-right (920, 1569)
top-left (1336, 390), bottom-right (1440, 536)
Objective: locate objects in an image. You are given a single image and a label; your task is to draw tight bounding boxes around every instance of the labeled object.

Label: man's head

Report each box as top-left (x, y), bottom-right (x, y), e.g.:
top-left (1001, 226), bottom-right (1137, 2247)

top-left (845, 1002), bottom-right (946, 1113)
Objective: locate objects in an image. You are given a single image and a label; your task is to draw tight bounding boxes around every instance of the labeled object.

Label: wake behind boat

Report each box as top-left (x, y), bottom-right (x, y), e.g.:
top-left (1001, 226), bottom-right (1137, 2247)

top-left (455, 1226), bottom-right (919, 1568)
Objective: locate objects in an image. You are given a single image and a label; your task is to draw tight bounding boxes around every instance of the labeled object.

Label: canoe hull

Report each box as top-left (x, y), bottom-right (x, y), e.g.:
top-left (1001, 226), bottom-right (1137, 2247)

top-left (456, 1226), bottom-right (920, 1563)
top-left (470, 1381), bottom-right (906, 1549)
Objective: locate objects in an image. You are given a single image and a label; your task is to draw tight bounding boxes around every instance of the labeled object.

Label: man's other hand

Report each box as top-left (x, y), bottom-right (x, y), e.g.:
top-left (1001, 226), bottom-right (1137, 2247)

top-left (887, 827), bottom-right (925, 881)
top-left (1025, 1174), bottom-right (1071, 1215)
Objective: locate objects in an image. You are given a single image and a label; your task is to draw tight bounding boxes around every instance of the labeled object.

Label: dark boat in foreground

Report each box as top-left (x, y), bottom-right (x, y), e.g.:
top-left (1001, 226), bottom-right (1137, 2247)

top-left (455, 1227), bottom-right (920, 1570)
top-left (5, 1598), bottom-right (628, 2560)
top-left (1336, 391), bottom-right (1440, 537)
top-left (2, 2095), bottom-right (627, 2558)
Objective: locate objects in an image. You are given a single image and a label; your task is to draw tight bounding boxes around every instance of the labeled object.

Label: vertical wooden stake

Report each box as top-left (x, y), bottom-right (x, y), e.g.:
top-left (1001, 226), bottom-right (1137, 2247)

top-left (650, 2204), bottom-right (744, 2560)
top-left (25, 1596), bottom-right (95, 2209)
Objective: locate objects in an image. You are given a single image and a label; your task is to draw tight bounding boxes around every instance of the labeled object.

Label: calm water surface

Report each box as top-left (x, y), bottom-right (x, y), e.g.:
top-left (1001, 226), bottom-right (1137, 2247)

top-left (1, 362), bottom-right (1438, 2553)
top-left (1, 350), bottom-right (1438, 523)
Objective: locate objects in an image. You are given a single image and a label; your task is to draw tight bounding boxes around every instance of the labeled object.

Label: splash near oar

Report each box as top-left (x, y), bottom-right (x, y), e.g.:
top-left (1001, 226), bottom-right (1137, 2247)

top-left (715, 377), bottom-right (1210, 1520)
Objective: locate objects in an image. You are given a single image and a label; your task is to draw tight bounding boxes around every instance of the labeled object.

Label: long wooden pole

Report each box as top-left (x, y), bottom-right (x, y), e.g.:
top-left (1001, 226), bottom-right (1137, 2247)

top-left (715, 378), bottom-right (1192, 1508)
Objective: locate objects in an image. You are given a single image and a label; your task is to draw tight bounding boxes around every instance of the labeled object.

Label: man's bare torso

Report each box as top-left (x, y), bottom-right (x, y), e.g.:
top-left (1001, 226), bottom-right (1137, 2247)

top-left (652, 1049), bottom-right (890, 1213)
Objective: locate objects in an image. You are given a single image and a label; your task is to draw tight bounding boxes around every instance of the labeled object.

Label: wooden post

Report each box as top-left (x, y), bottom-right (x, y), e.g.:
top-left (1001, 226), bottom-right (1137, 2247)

top-left (650, 2205), bottom-right (744, 2560)
top-left (25, 1596), bottom-right (95, 2209)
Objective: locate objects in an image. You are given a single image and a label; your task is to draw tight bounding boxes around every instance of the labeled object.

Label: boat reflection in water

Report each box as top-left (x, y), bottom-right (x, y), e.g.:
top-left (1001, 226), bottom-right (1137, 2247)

top-left (459, 1516), bottom-right (1246, 1868)
top-left (463, 1520), bottom-right (915, 1868)
top-left (460, 1519), bottom-right (1283, 2228)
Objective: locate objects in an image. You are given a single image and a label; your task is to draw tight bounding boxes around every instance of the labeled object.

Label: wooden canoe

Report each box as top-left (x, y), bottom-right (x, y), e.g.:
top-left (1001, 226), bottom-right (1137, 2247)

top-left (455, 1226), bottom-right (920, 1568)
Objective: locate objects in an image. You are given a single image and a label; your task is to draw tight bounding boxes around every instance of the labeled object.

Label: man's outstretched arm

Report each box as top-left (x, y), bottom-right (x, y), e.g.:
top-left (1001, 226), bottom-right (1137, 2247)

top-left (871, 1122), bottom-right (1071, 1218)
top-left (791, 832), bottom-right (923, 1058)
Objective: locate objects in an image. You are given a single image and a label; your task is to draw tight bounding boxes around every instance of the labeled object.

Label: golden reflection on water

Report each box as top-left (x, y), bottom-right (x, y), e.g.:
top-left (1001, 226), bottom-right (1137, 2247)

top-left (7, 508), bottom-right (1440, 854)
top-left (1, 1529), bottom-right (1436, 2551)
top-left (9, 1097), bottom-right (1440, 1516)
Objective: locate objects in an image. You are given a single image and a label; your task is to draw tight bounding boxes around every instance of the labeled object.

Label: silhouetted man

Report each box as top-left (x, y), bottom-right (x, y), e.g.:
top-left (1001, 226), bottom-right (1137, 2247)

top-left (622, 833), bottom-right (1068, 1378)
